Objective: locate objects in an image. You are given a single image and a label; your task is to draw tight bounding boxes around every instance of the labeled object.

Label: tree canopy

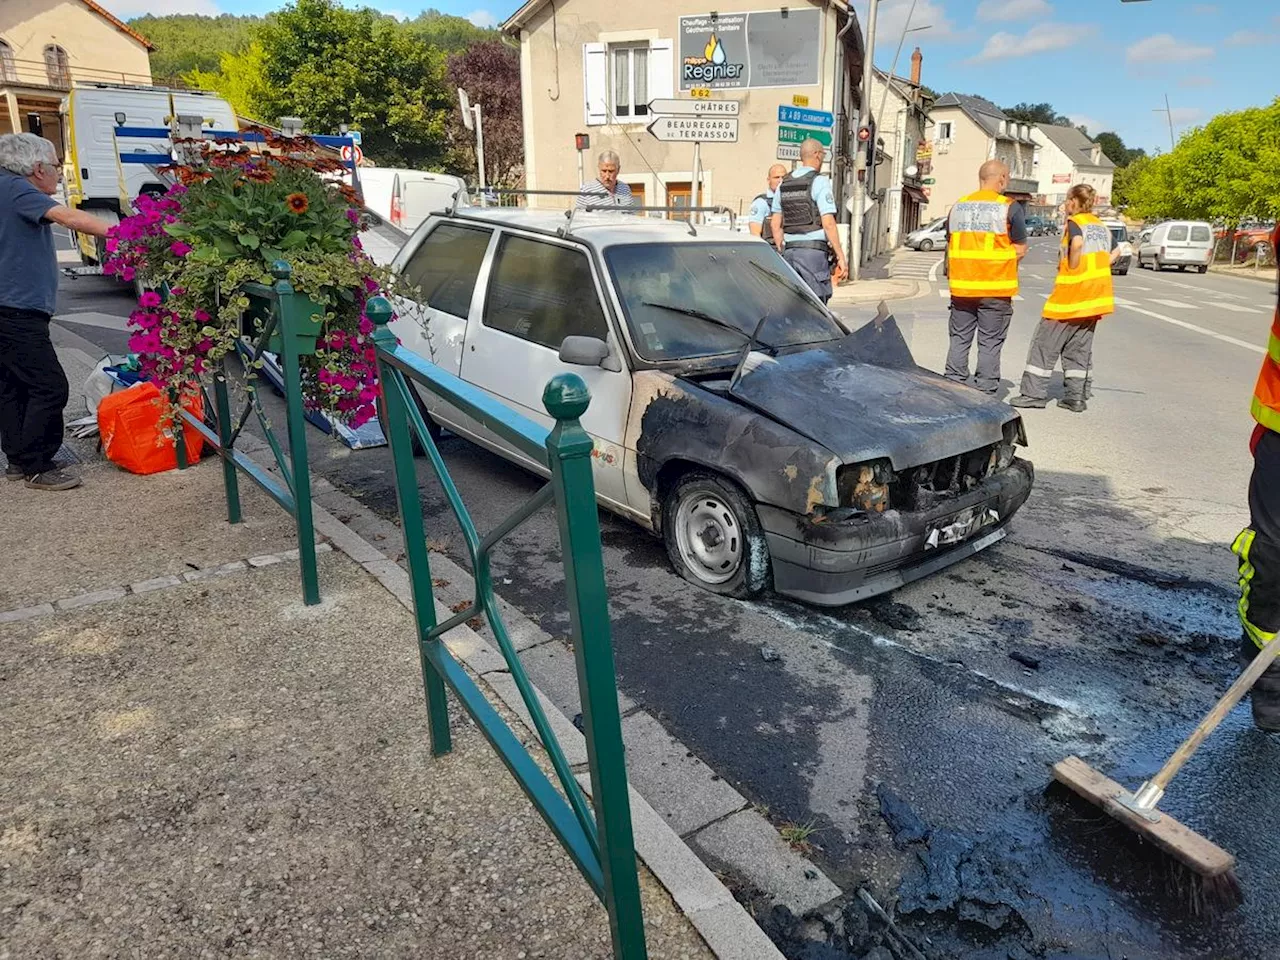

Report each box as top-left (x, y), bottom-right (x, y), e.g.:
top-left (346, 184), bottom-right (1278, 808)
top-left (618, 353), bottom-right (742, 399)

top-left (1121, 99), bottom-right (1280, 223)
top-left (129, 14), bottom-right (261, 81)
top-left (1002, 102), bottom-right (1071, 126)
top-left (1093, 131), bottom-right (1147, 168)
top-left (447, 40), bottom-right (523, 187)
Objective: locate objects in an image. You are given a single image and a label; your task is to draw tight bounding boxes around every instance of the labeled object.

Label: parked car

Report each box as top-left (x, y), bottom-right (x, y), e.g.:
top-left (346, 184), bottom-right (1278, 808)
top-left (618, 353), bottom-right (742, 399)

top-left (905, 217), bottom-right (947, 251)
top-left (1101, 219), bottom-right (1133, 275)
top-left (387, 208), bottom-right (1034, 606)
top-left (356, 167), bottom-right (469, 232)
top-left (1137, 220), bottom-right (1213, 273)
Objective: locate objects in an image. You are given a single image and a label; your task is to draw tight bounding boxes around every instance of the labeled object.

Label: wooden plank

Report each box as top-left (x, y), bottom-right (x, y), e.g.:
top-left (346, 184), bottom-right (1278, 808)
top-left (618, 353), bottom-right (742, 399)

top-left (1052, 756), bottom-right (1236, 877)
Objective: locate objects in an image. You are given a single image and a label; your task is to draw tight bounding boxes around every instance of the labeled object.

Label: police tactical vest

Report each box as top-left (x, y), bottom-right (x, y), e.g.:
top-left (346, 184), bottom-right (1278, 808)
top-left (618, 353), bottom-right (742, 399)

top-left (779, 176), bottom-right (822, 236)
top-left (754, 193), bottom-right (775, 244)
top-left (1044, 213), bottom-right (1115, 321)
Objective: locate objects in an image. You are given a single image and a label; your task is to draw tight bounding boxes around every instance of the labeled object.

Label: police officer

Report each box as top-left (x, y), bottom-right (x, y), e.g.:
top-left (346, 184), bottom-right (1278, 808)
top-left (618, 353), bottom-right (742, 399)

top-left (1010, 184), bottom-right (1120, 412)
top-left (769, 139), bottom-right (848, 303)
top-left (1233, 224), bottom-right (1280, 732)
top-left (748, 164), bottom-right (787, 244)
top-left (943, 159), bottom-right (1027, 394)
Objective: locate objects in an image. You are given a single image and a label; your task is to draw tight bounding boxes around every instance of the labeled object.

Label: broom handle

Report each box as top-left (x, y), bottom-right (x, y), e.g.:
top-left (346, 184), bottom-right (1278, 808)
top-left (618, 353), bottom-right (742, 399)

top-left (1151, 637), bottom-right (1280, 791)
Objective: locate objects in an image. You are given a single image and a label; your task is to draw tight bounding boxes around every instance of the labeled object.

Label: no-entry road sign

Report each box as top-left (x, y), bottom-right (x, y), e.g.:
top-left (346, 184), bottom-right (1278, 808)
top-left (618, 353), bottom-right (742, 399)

top-left (647, 116), bottom-right (739, 142)
top-left (648, 98), bottom-right (740, 116)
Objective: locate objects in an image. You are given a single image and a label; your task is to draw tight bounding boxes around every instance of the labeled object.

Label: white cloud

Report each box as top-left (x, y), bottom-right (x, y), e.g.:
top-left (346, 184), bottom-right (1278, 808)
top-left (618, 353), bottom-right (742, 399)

top-left (1169, 106), bottom-right (1204, 125)
top-left (975, 0), bottom-right (1053, 22)
top-left (1225, 29), bottom-right (1278, 47)
top-left (969, 22), bottom-right (1091, 62)
top-left (1178, 74), bottom-right (1215, 88)
top-left (858, 0), bottom-right (966, 46)
top-left (465, 9), bottom-right (498, 29)
top-left (1190, 4), bottom-right (1218, 13)
top-left (107, 0), bottom-right (218, 13)
top-left (1068, 114), bottom-right (1099, 133)
top-left (1125, 34), bottom-right (1214, 64)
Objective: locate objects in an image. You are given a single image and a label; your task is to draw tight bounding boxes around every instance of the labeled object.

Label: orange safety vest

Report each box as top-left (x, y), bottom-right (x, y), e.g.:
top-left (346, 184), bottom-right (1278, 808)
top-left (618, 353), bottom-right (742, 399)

top-left (1043, 213), bottom-right (1115, 321)
top-left (1249, 226), bottom-right (1280, 434)
top-left (946, 190), bottom-right (1019, 298)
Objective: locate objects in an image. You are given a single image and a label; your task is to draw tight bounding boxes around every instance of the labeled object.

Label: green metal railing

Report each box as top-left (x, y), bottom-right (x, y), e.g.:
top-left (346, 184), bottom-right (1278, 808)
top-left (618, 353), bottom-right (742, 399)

top-left (366, 296), bottom-right (648, 959)
top-left (174, 261), bottom-right (322, 605)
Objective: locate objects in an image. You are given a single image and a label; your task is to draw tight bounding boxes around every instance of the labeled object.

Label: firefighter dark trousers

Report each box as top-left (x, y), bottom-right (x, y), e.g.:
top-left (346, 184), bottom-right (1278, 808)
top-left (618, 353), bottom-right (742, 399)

top-left (1234, 427), bottom-right (1280, 731)
top-left (1019, 317), bottom-right (1097, 403)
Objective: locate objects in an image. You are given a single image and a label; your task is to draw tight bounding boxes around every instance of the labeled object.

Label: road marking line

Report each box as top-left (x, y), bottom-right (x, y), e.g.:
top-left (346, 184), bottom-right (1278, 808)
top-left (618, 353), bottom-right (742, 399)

top-left (1038, 292), bottom-right (1050, 298)
top-left (938, 289), bottom-right (949, 299)
top-left (1207, 301), bottom-right (1265, 314)
top-left (1114, 297), bottom-right (1140, 306)
top-left (1150, 298), bottom-right (1196, 309)
top-left (1119, 303), bottom-right (1265, 355)
top-left (1128, 285), bottom-right (1152, 291)
top-left (929, 257), bottom-right (944, 281)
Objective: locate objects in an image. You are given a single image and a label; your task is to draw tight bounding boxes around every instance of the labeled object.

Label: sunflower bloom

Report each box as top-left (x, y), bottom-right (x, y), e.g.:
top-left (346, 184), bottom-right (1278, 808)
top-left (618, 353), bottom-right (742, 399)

top-left (286, 192), bottom-right (310, 214)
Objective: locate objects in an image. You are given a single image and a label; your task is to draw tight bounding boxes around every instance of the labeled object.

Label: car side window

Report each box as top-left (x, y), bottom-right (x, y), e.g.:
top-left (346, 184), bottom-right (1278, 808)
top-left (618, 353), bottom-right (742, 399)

top-left (1190, 225), bottom-right (1211, 243)
top-left (401, 224), bottom-right (491, 318)
top-left (1167, 225), bottom-right (1189, 242)
top-left (483, 235), bottom-right (609, 350)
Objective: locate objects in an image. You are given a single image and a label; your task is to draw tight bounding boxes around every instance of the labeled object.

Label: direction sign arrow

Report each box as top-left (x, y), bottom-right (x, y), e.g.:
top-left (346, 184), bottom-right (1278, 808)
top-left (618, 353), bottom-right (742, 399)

top-left (648, 98), bottom-right (740, 116)
top-left (777, 106), bottom-right (834, 128)
top-left (778, 125), bottom-right (832, 146)
top-left (647, 115), bottom-right (739, 143)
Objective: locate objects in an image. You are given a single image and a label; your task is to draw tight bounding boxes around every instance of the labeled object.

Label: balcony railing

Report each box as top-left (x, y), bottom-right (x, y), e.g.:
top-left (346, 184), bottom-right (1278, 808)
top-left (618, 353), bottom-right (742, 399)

top-left (0, 56), bottom-right (157, 90)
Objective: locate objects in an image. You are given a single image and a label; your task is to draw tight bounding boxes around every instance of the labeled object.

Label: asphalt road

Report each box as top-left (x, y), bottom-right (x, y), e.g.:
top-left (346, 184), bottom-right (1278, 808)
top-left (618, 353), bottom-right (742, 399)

top-left (53, 235), bottom-right (1280, 960)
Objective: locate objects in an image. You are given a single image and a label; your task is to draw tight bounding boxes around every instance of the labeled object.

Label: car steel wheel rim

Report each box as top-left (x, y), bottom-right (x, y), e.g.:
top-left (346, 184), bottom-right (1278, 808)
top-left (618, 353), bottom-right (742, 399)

top-left (675, 492), bottom-right (742, 585)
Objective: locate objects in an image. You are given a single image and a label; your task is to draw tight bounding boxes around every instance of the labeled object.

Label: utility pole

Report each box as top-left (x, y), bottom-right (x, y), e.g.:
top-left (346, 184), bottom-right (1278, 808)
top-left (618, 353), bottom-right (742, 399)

top-left (849, 0), bottom-right (878, 282)
top-left (1153, 93), bottom-right (1175, 151)
top-left (458, 87), bottom-right (486, 201)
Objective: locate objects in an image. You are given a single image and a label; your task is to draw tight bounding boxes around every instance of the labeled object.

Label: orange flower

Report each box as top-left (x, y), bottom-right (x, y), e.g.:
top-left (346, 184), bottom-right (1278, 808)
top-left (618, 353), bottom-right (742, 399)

top-left (286, 192), bottom-right (310, 214)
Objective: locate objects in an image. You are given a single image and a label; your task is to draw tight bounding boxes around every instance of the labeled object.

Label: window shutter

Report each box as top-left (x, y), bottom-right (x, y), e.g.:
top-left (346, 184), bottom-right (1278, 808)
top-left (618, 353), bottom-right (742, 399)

top-left (583, 43), bottom-right (608, 126)
top-left (648, 39), bottom-right (674, 102)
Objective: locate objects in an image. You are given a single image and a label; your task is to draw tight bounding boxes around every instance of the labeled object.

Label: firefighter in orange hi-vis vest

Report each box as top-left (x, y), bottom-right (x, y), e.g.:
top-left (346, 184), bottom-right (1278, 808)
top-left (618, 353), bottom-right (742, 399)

top-left (1010, 183), bottom-right (1122, 413)
top-left (1233, 224), bottom-right (1280, 731)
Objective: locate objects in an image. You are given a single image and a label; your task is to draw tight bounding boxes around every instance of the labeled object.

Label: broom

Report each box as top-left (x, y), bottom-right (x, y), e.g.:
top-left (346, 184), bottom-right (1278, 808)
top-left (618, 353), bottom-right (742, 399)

top-left (1052, 635), bottom-right (1279, 903)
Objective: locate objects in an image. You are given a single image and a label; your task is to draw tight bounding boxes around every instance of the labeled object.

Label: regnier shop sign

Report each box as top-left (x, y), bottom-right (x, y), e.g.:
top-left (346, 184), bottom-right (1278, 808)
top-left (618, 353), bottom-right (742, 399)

top-left (679, 9), bottom-right (821, 91)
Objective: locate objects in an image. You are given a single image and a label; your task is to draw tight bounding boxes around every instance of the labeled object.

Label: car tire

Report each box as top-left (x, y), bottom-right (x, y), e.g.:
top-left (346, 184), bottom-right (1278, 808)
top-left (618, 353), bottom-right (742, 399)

top-left (662, 471), bottom-right (770, 599)
top-left (1117, 268), bottom-right (1129, 276)
top-left (1198, 265), bottom-right (1208, 274)
top-left (919, 239), bottom-right (934, 251)
top-left (1155, 256), bottom-right (1164, 271)
top-left (1178, 265), bottom-right (1187, 272)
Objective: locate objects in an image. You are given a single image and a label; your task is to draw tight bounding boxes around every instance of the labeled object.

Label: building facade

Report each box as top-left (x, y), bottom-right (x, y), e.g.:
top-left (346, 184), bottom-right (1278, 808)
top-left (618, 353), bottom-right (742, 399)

top-left (864, 48), bottom-right (931, 255)
top-left (1031, 123), bottom-right (1114, 212)
top-left (0, 0), bottom-right (152, 156)
top-left (502, 0), bottom-right (864, 227)
top-left (926, 93), bottom-right (1038, 216)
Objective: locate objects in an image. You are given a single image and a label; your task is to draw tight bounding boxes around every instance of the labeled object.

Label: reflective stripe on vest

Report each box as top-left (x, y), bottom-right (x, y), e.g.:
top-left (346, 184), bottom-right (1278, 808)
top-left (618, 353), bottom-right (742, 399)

top-left (946, 190), bottom-right (1017, 298)
top-left (1251, 262), bottom-right (1280, 432)
top-left (1043, 213), bottom-right (1115, 320)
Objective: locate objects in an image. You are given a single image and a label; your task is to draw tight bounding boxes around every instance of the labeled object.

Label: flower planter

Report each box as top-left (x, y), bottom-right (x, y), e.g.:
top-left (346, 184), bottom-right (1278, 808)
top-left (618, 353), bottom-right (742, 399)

top-left (265, 299), bottom-right (325, 357)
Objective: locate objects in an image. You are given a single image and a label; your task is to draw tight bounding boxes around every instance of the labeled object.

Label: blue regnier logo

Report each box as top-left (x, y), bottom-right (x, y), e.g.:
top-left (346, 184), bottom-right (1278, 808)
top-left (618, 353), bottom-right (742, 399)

top-left (683, 33), bottom-right (745, 83)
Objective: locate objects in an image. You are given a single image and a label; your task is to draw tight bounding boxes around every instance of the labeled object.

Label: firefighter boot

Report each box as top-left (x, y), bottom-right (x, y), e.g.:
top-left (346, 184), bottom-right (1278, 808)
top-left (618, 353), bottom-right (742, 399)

top-left (1240, 634), bottom-right (1280, 732)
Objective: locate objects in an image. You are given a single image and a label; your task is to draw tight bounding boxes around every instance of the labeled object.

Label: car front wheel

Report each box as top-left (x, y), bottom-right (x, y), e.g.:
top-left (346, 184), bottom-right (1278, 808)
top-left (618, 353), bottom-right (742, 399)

top-left (663, 471), bottom-right (770, 599)
top-left (919, 238), bottom-right (935, 251)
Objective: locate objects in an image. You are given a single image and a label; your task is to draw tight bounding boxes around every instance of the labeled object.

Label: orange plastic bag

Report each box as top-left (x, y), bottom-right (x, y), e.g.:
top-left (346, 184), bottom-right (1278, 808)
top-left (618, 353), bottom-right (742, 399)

top-left (98, 381), bottom-right (204, 475)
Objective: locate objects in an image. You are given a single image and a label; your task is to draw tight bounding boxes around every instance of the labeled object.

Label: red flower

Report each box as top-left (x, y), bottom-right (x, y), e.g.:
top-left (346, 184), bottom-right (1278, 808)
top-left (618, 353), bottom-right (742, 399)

top-left (286, 192), bottom-right (310, 214)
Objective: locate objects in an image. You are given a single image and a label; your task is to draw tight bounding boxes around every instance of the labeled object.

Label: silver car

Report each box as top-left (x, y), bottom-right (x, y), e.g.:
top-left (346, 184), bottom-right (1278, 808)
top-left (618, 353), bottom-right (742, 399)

top-left (905, 217), bottom-right (948, 251)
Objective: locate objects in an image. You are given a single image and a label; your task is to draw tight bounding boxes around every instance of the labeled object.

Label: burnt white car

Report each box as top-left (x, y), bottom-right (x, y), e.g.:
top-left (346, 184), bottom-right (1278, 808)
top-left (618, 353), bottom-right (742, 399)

top-left (388, 209), bottom-right (1033, 605)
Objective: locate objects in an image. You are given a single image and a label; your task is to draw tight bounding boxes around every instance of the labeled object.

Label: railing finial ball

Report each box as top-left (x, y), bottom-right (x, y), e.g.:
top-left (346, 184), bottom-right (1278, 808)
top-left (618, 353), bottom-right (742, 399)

top-left (364, 295), bottom-right (394, 326)
top-left (542, 373), bottom-right (591, 421)
top-left (270, 259), bottom-right (292, 281)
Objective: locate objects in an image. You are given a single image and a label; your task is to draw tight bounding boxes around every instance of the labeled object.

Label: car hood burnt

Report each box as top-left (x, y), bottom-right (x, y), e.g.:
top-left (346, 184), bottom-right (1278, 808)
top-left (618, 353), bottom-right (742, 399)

top-left (712, 325), bottom-right (1017, 471)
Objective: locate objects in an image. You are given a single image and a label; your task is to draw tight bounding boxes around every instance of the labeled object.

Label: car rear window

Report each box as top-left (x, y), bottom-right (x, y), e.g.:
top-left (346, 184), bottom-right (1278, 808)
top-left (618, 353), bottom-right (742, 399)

top-left (1167, 225), bottom-right (1189, 241)
top-left (483, 234), bottom-right (609, 350)
top-left (1190, 225), bottom-right (1211, 243)
top-left (401, 223), bottom-right (490, 318)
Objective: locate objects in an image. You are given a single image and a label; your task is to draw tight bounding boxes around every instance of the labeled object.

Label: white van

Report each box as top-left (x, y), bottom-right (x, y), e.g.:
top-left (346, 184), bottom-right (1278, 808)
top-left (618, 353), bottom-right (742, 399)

top-left (356, 167), bottom-right (469, 232)
top-left (1137, 220), bottom-right (1214, 273)
top-left (61, 85), bottom-right (236, 262)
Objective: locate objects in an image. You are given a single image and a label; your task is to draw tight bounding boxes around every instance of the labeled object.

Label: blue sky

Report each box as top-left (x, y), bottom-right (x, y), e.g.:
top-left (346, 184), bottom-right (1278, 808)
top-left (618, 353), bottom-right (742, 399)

top-left (112, 0), bottom-right (1279, 153)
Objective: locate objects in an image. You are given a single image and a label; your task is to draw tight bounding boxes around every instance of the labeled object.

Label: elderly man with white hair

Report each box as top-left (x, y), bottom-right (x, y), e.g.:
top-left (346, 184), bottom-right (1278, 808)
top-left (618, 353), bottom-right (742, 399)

top-left (0, 133), bottom-right (111, 491)
top-left (576, 149), bottom-right (635, 211)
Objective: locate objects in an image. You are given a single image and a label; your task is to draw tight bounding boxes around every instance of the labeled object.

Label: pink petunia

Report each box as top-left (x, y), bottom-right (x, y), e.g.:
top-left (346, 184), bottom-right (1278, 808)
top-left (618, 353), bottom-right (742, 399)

top-left (138, 291), bottom-right (162, 308)
top-left (169, 241), bottom-right (193, 257)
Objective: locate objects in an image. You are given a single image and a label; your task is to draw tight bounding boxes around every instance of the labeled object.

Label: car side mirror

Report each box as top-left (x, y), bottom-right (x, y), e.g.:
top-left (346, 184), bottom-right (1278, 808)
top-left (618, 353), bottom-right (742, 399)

top-left (559, 335), bottom-right (612, 368)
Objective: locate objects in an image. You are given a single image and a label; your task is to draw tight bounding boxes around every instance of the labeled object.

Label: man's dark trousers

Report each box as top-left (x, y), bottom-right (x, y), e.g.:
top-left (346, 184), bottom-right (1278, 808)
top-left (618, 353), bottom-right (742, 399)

top-left (1236, 428), bottom-right (1280, 729)
top-left (946, 296), bottom-right (1013, 393)
top-left (0, 306), bottom-right (68, 476)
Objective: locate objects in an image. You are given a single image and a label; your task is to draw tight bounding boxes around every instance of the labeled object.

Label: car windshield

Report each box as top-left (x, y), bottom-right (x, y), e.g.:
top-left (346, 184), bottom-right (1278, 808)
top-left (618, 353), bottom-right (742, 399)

top-left (604, 242), bottom-right (844, 362)
top-left (1108, 226), bottom-right (1126, 247)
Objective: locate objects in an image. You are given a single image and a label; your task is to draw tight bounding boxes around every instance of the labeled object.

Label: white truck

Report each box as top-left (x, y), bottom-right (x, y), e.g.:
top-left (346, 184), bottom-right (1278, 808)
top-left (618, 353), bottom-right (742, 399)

top-left (60, 85), bottom-right (237, 264)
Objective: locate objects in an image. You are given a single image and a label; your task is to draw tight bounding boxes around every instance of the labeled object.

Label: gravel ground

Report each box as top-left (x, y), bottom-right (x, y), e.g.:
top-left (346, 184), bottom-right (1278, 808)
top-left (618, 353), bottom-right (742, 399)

top-left (0, 550), bottom-right (713, 959)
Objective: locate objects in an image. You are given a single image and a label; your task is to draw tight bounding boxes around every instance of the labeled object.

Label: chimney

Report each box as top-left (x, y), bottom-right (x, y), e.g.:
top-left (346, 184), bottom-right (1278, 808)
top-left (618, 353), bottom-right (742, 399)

top-left (910, 47), bottom-right (922, 86)
top-left (1091, 144), bottom-right (1102, 164)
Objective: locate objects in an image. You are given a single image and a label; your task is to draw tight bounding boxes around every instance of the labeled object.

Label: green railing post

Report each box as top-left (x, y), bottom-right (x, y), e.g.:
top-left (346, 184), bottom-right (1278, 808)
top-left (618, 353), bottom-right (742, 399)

top-left (543, 374), bottom-right (648, 960)
top-left (368, 297), bottom-right (453, 756)
top-left (171, 387), bottom-right (189, 471)
top-left (272, 261), bottom-right (320, 606)
top-left (214, 357), bottom-right (242, 524)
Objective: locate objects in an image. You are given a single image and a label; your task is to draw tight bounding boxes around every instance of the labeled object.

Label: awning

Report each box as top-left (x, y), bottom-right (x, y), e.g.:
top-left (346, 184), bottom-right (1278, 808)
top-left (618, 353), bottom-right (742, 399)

top-left (902, 184), bottom-right (928, 204)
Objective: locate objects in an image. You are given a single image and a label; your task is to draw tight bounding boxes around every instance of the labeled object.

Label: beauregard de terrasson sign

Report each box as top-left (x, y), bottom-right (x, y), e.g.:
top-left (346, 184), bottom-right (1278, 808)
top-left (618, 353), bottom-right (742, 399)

top-left (646, 98), bottom-right (741, 143)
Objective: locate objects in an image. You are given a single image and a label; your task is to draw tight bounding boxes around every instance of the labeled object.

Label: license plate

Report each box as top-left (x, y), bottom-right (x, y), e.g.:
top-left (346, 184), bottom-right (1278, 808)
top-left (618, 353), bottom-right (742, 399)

top-left (925, 507), bottom-right (998, 550)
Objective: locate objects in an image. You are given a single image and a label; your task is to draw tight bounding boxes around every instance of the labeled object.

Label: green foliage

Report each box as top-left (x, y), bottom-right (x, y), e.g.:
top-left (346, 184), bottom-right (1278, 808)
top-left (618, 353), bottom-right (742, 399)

top-left (188, 41), bottom-right (272, 119)
top-left (129, 14), bottom-right (261, 81)
top-left (1121, 99), bottom-right (1280, 223)
top-left (1094, 131), bottom-right (1147, 167)
top-left (1002, 102), bottom-right (1071, 126)
top-left (405, 9), bottom-right (495, 52)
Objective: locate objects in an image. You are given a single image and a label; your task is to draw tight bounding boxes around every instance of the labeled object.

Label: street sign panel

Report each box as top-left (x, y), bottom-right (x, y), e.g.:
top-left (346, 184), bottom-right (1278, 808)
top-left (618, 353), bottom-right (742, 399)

top-left (348, 130), bottom-right (362, 145)
top-left (647, 116), bottom-right (739, 142)
top-left (648, 98), bottom-right (740, 116)
top-left (777, 143), bottom-right (800, 161)
top-left (777, 125), bottom-right (832, 146)
top-left (777, 106), bottom-right (834, 128)
top-left (792, 94), bottom-right (809, 107)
